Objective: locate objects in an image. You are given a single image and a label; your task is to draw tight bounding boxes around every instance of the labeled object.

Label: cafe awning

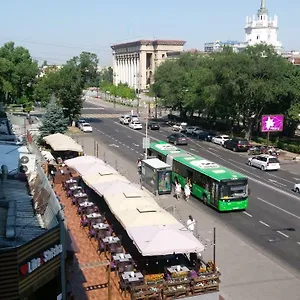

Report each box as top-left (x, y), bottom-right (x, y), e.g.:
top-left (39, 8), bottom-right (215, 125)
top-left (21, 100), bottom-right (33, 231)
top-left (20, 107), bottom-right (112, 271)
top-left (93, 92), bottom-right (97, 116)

top-left (127, 224), bottom-right (205, 256)
top-left (43, 133), bottom-right (83, 153)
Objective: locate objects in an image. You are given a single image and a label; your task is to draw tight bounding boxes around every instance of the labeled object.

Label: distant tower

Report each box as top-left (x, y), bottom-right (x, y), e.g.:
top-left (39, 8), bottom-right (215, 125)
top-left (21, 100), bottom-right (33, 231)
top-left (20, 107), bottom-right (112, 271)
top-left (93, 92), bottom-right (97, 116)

top-left (244, 0), bottom-right (282, 52)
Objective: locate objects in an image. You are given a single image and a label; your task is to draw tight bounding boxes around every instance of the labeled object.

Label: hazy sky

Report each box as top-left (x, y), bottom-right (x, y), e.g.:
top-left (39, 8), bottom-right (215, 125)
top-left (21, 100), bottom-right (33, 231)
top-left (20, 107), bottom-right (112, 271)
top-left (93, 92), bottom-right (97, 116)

top-left (1, 0), bottom-right (299, 66)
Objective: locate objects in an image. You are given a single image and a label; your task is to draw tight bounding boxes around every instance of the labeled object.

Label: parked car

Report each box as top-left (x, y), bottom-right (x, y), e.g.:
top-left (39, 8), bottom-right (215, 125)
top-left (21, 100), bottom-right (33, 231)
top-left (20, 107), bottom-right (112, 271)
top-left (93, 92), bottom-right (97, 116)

top-left (76, 119), bottom-right (86, 128)
top-left (81, 123), bottom-right (93, 132)
top-left (247, 155), bottom-right (280, 171)
top-left (147, 121), bottom-right (160, 130)
top-left (293, 183), bottom-right (300, 193)
top-left (224, 138), bottom-right (251, 152)
top-left (197, 131), bottom-right (216, 141)
top-left (212, 135), bottom-right (230, 145)
top-left (129, 121), bottom-right (142, 130)
top-left (192, 128), bottom-right (203, 137)
top-left (119, 115), bottom-right (131, 125)
top-left (167, 133), bottom-right (188, 145)
top-left (130, 114), bottom-right (140, 122)
top-left (172, 122), bottom-right (187, 132)
top-left (185, 126), bottom-right (198, 135)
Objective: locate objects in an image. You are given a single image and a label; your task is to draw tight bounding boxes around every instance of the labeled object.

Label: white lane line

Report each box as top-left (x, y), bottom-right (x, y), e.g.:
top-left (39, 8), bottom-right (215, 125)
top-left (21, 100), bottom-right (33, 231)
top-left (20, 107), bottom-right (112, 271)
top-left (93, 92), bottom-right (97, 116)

top-left (259, 221), bottom-right (270, 227)
top-left (190, 148), bottom-right (196, 151)
top-left (122, 143), bottom-right (126, 146)
top-left (115, 129), bottom-right (119, 132)
top-left (257, 197), bottom-right (300, 220)
top-left (126, 145), bottom-right (130, 148)
top-left (293, 177), bottom-right (300, 181)
top-left (128, 136), bottom-right (132, 138)
top-left (208, 147), bottom-right (219, 152)
top-left (243, 211), bottom-right (252, 218)
top-left (277, 231), bottom-right (289, 238)
top-left (130, 148), bottom-right (134, 151)
top-left (135, 151), bottom-right (139, 154)
top-left (118, 141), bottom-right (121, 143)
top-left (133, 143), bottom-right (139, 147)
top-left (297, 242), bottom-right (300, 245)
top-left (268, 179), bottom-right (287, 187)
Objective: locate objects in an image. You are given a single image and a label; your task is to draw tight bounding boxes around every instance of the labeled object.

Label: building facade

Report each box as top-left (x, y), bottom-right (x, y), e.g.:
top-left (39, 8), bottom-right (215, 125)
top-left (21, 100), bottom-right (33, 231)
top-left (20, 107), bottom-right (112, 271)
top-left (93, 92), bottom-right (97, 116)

top-left (243, 0), bottom-right (282, 51)
top-left (111, 40), bottom-right (186, 91)
top-left (204, 0), bottom-right (282, 53)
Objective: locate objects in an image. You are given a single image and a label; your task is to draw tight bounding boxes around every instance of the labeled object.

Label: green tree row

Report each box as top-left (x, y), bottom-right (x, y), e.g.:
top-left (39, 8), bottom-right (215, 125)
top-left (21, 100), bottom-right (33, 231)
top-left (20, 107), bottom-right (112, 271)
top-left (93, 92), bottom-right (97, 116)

top-left (152, 45), bottom-right (300, 139)
top-left (100, 81), bottom-right (136, 100)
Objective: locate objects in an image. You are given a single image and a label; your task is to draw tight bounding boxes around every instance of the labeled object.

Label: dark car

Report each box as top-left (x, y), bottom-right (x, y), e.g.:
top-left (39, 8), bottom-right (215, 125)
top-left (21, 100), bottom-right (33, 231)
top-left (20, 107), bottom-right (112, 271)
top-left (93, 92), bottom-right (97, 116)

top-left (224, 138), bottom-right (251, 152)
top-left (197, 131), bottom-right (216, 141)
top-left (167, 133), bottom-right (188, 145)
top-left (147, 121), bottom-right (160, 130)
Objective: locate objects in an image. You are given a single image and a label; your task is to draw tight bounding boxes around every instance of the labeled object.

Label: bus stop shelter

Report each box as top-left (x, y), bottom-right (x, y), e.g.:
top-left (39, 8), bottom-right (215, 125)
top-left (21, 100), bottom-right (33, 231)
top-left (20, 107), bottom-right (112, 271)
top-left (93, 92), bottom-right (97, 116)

top-left (141, 158), bottom-right (172, 195)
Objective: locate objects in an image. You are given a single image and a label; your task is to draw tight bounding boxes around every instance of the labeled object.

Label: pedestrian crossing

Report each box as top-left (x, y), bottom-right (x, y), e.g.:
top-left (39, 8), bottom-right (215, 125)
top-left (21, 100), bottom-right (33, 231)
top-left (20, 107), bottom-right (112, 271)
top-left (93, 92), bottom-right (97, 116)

top-left (81, 113), bottom-right (120, 119)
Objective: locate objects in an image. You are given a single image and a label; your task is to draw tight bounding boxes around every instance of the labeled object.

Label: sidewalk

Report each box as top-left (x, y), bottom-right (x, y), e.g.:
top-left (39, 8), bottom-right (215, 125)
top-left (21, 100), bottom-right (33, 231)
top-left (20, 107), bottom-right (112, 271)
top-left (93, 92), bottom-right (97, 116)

top-left (75, 134), bottom-right (300, 300)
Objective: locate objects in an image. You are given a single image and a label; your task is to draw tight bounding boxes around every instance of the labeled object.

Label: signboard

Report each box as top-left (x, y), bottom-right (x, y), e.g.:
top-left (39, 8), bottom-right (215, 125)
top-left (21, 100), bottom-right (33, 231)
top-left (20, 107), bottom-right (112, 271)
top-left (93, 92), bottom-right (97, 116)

top-left (157, 170), bottom-right (172, 194)
top-left (19, 244), bottom-right (63, 276)
top-left (143, 137), bottom-right (150, 149)
top-left (261, 115), bottom-right (284, 132)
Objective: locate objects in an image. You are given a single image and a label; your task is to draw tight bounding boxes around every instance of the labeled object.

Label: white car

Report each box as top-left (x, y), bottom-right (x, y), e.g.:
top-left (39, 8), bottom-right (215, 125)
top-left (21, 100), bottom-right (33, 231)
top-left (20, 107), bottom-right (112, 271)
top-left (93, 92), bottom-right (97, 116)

top-left (129, 121), bottom-right (142, 130)
top-left (130, 114), bottom-right (140, 122)
top-left (172, 122), bottom-right (187, 132)
top-left (293, 183), bottom-right (300, 193)
top-left (77, 119), bottom-right (86, 129)
top-left (212, 135), bottom-right (230, 145)
top-left (247, 155), bottom-right (280, 171)
top-left (119, 115), bottom-right (131, 125)
top-left (81, 123), bottom-right (93, 132)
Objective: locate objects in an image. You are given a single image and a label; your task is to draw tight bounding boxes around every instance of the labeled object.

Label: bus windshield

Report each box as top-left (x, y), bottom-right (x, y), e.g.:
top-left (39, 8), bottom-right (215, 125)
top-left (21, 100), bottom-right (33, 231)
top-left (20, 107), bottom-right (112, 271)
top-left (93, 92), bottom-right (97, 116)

top-left (220, 180), bottom-right (248, 200)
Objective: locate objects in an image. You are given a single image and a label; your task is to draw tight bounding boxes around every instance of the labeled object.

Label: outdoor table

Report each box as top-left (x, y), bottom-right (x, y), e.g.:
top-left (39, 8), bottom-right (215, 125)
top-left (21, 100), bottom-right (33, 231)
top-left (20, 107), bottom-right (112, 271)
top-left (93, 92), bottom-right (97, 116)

top-left (121, 271), bottom-right (144, 295)
top-left (69, 185), bottom-right (81, 191)
top-left (66, 179), bottom-right (77, 184)
top-left (103, 236), bottom-right (120, 245)
top-left (86, 212), bottom-right (102, 219)
top-left (113, 253), bottom-right (132, 263)
top-left (93, 223), bottom-right (110, 230)
top-left (167, 265), bottom-right (190, 274)
top-left (79, 201), bottom-right (94, 208)
top-left (74, 193), bottom-right (87, 198)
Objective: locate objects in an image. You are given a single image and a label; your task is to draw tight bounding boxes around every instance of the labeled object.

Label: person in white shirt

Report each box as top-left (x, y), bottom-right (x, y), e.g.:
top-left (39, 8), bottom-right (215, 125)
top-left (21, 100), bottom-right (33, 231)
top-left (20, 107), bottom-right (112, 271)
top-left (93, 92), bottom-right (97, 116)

top-left (186, 215), bottom-right (195, 233)
top-left (184, 182), bottom-right (191, 201)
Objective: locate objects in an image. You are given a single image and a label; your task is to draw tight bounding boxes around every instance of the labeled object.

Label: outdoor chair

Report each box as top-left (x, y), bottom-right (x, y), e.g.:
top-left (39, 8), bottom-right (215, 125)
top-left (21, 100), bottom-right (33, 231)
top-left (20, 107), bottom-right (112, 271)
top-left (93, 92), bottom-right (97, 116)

top-left (88, 228), bottom-right (96, 239)
top-left (80, 218), bottom-right (89, 227)
top-left (77, 207), bottom-right (82, 215)
top-left (97, 240), bottom-right (105, 254)
top-left (115, 246), bottom-right (124, 254)
top-left (94, 206), bottom-right (99, 212)
top-left (124, 264), bottom-right (134, 272)
top-left (86, 207), bottom-right (95, 215)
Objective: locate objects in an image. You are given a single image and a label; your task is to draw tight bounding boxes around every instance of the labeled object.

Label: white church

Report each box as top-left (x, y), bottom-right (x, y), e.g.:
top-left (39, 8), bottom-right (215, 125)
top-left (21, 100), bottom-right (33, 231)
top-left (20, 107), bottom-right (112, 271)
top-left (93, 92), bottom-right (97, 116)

top-left (204, 0), bottom-right (282, 53)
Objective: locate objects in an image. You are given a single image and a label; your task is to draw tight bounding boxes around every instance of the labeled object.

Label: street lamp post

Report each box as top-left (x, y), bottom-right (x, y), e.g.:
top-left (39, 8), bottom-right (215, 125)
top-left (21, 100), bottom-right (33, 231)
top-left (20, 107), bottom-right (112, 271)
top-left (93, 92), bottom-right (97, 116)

top-left (134, 73), bottom-right (142, 115)
top-left (145, 102), bottom-right (148, 159)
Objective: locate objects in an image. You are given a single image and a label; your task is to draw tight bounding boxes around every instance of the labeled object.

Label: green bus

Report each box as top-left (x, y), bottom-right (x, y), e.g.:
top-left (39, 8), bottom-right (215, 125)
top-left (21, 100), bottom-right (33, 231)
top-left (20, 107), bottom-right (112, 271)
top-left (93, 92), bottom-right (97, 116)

top-left (148, 141), bottom-right (249, 211)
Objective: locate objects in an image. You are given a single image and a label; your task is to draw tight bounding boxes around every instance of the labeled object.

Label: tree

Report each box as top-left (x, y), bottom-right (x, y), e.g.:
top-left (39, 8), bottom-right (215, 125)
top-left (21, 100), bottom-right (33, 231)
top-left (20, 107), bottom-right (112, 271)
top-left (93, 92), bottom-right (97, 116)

top-left (99, 67), bottom-right (113, 84)
top-left (39, 101), bottom-right (68, 137)
top-left (0, 42), bottom-right (39, 103)
top-left (55, 62), bottom-right (83, 123)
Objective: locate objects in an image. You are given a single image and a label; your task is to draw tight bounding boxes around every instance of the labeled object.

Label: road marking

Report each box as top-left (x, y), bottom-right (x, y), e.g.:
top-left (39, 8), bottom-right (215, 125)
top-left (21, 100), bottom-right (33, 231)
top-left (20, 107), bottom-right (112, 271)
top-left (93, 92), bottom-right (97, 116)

top-left (297, 242), bottom-right (300, 245)
top-left (277, 231), bottom-right (289, 238)
top-left (130, 148), bottom-right (134, 151)
top-left (293, 177), bottom-right (300, 181)
top-left (267, 173), bottom-right (294, 185)
top-left (133, 143), bottom-right (139, 147)
top-left (128, 136), bottom-right (132, 138)
top-left (109, 144), bottom-right (119, 148)
top-left (268, 179), bottom-right (287, 187)
top-left (190, 148), bottom-right (196, 151)
top-left (115, 129), bottom-right (119, 132)
top-left (208, 147), bottom-right (218, 152)
top-left (118, 141), bottom-right (121, 143)
top-left (243, 211), bottom-right (252, 218)
top-left (126, 145), bottom-right (130, 148)
top-left (135, 151), bottom-right (139, 154)
top-left (259, 221), bottom-right (270, 227)
top-left (257, 197), bottom-right (300, 220)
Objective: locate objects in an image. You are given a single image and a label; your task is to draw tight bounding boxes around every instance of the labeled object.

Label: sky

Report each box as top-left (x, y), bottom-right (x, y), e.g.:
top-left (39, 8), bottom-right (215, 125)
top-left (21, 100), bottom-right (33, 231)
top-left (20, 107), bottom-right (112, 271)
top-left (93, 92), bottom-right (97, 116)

top-left (0, 0), bottom-right (299, 66)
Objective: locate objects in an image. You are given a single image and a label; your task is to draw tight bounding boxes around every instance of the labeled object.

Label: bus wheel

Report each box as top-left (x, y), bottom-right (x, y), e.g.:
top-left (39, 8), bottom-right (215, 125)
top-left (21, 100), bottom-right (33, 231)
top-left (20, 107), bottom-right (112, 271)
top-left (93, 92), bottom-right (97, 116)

top-left (202, 194), bottom-right (208, 205)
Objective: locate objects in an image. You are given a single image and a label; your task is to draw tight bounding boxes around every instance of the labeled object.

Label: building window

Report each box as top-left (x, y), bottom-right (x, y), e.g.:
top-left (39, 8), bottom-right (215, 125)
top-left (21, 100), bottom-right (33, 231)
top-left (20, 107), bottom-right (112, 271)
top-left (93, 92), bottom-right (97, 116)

top-left (162, 54), bottom-right (165, 58)
top-left (257, 36), bottom-right (259, 40)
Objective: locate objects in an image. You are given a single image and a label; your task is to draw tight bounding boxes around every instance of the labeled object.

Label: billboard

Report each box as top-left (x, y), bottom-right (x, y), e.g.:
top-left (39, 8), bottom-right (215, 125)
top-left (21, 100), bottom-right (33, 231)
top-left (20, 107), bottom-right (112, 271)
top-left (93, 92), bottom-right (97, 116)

top-left (261, 115), bottom-right (284, 132)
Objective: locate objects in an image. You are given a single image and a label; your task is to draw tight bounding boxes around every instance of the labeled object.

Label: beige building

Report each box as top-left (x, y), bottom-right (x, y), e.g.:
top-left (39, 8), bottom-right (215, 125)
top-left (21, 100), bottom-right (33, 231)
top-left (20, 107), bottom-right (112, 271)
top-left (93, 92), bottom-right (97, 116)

top-left (111, 39), bottom-right (186, 91)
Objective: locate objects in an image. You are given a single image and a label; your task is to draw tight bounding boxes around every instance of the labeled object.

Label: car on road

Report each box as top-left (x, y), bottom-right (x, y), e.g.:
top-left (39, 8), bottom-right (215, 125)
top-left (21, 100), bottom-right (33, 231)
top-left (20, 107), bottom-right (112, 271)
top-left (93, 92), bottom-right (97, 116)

top-left (130, 114), bottom-right (140, 122)
top-left (197, 131), bottom-right (216, 141)
top-left (192, 128), bottom-right (203, 137)
top-left (81, 123), bottom-right (93, 133)
top-left (119, 115), bottom-right (131, 125)
top-left (247, 155), bottom-right (280, 171)
top-left (172, 122), bottom-right (187, 132)
top-left (185, 126), bottom-right (199, 135)
top-left (293, 183), bottom-right (300, 193)
top-left (224, 138), bottom-right (251, 152)
top-left (212, 135), bottom-right (230, 145)
top-left (129, 121), bottom-right (142, 130)
top-left (166, 133), bottom-right (188, 145)
top-left (147, 121), bottom-right (160, 130)
top-left (76, 119), bottom-right (86, 128)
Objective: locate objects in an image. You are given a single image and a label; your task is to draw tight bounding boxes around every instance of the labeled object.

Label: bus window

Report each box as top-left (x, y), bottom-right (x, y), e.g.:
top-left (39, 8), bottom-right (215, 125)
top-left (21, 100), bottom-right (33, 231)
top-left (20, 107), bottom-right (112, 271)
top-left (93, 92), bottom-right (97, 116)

top-left (220, 180), bottom-right (248, 200)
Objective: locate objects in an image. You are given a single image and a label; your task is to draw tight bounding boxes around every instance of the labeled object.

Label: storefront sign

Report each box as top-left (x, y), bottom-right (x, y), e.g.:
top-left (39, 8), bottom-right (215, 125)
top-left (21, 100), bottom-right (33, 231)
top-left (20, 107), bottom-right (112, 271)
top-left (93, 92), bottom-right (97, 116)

top-left (20, 244), bottom-right (63, 276)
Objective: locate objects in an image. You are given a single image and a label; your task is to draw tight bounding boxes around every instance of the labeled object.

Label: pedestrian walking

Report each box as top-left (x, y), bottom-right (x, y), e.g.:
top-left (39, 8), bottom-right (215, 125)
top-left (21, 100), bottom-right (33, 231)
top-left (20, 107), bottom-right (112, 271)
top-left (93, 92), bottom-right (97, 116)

top-left (186, 215), bottom-right (196, 233)
top-left (184, 181), bottom-right (191, 201)
top-left (175, 181), bottom-right (181, 200)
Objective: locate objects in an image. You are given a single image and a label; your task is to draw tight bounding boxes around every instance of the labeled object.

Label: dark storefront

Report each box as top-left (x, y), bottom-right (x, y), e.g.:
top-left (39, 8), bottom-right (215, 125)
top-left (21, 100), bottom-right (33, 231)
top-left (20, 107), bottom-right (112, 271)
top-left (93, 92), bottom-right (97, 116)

top-left (0, 227), bottom-right (63, 300)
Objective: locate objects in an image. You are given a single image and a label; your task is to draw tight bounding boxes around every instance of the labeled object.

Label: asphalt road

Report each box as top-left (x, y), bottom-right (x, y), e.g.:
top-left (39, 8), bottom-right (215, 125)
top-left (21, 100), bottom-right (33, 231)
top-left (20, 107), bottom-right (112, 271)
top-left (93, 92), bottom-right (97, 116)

top-left (81, 101), bottom-right (300, 276)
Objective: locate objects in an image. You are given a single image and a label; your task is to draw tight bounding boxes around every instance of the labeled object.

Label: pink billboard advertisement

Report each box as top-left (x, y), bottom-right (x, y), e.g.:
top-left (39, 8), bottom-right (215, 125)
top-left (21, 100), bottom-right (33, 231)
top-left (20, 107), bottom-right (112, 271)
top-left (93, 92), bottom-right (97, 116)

top-left (261, 115), bottom-right (284, 132)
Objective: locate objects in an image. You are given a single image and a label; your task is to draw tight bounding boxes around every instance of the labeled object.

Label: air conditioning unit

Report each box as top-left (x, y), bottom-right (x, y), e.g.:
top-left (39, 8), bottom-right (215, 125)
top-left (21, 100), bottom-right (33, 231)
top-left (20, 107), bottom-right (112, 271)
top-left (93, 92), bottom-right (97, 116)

top-left (19, 154), bottom-right (36, 175)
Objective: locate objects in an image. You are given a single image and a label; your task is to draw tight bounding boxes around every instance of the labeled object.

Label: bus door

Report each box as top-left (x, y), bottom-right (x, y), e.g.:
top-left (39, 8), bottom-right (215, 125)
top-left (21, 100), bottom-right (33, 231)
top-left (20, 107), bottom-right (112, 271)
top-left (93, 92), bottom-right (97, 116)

top-left (211, 182), bottom-right (219, 207)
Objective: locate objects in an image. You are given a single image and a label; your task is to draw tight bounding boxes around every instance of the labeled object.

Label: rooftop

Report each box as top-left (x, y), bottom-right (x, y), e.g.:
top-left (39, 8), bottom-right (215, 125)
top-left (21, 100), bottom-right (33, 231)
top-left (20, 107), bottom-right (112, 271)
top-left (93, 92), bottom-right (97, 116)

top-left (0, 178), bottom-right (46, 249)
top-left (111, 39), bottom-right (186, 49)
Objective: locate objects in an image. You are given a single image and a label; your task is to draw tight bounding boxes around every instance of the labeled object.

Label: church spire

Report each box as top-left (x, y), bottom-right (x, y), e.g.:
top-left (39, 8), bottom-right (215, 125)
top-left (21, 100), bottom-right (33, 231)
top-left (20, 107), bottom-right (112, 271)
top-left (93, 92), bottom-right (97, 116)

top-left (258, 0), bottom-right (268, 16)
